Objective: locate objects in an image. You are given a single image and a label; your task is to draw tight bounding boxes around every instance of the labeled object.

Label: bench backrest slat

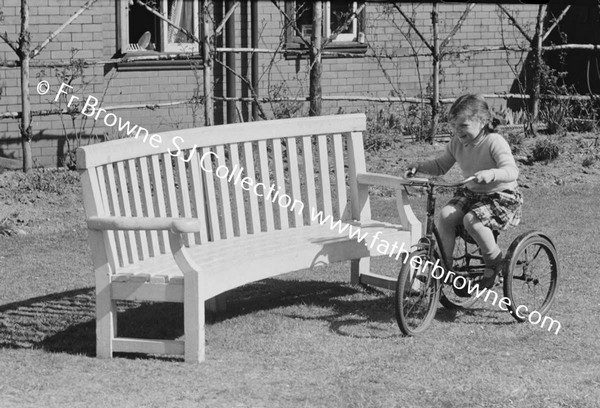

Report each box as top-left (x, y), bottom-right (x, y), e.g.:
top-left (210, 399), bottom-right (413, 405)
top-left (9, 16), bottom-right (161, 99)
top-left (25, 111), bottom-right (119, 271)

top-left (188, 150), bottom-right (209, 244)
top-left (215, 145), bottom-right (235, 238)
top-left (139, 156), bottom-right (162, 255)
top-left (302, 136), bottom-right (318, 224)
top-left (150, 155), bottom-right (169, 252)
top-left (228, 143), bottom-right (248, 237)
top-left (175, 156), bottom-right (196, 246)
top-left (258, 140), bottom-right (275, 232)
top-left (127, 159), bottom-right (150, 260)
top-left (317, 135), bottom-right (333, 219)
top-left (243, 141), bottom-right (262, 234)
top-left (286, 137), bottom-right (303, 227)
top-left (271, 139), bottom-right (289, 230)
top-left (332, 133), bottom-right (349, 221)
top-left (200, 147), bottom-right (222, 241)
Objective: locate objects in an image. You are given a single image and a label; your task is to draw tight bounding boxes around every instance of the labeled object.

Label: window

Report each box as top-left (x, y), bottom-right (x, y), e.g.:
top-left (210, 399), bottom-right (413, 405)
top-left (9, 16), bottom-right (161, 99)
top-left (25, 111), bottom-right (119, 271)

top-left (118, 0), bottom-right (200, 55)
top-left (285, 1), bottom-right (366, 56)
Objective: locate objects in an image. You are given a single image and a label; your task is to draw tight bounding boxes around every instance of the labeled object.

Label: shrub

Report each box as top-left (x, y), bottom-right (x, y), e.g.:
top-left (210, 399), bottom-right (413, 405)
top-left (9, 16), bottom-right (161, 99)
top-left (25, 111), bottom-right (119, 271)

top-left (582, 154), bottom-right (598, 168)
top-left (15, 168), bottom-right (79, 195)
top-left (531, 138), bottom-right (560, 162)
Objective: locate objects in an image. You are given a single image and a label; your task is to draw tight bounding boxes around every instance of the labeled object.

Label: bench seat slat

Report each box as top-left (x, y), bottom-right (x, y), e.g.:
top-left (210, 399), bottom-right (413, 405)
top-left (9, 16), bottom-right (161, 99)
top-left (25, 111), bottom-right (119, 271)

top-left (111, 222), bottom-right (410, 301)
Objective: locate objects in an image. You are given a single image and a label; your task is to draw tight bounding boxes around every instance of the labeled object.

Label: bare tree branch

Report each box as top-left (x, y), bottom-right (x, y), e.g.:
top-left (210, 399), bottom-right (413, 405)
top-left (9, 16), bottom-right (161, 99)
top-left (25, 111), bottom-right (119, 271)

top-left (30, 0), bottom-right (98, 59)
top-left (393, 2), bottom-right (432, 52)
top-left (497, 4), bottom-right (533, 44)
top-left (0, 32), bottom-right (19, 55)
top-left (542, 6), bottom-right (571, 42)
top-left (213, 58), bottom-right (268, 120)
top-left (440, 3), bottom-right (476, 51)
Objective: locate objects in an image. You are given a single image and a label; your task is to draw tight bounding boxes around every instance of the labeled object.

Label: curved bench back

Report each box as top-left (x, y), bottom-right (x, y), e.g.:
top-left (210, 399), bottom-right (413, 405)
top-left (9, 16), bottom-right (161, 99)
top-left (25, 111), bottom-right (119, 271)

top-left (77, 114), bottom-right (368, 270)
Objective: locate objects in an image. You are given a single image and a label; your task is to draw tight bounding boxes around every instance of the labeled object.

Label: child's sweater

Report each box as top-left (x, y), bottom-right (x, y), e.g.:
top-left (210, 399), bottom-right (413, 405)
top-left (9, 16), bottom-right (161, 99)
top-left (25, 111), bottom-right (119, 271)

top-left (418, 132), bottom-right (519, 193)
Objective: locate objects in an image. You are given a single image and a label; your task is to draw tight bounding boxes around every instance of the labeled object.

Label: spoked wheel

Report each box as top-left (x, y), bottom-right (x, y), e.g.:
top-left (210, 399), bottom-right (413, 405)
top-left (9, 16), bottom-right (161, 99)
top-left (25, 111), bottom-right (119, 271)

top-left (395, 249), bottom-right (440, 335)
top-left (440, 234), bottom-right (484, 310)
top-left (503, 231), bottom-right (559, 323)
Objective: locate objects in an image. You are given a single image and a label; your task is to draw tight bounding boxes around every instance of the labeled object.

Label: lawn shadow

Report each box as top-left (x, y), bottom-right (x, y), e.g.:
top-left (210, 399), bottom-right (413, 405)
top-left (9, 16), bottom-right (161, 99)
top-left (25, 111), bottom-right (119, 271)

top-left (0, 279), bottom-right (519, 358)
top-left (0, 279), bottom-right (518, 358)
top-left (0, 280), bottom-right (395, 357)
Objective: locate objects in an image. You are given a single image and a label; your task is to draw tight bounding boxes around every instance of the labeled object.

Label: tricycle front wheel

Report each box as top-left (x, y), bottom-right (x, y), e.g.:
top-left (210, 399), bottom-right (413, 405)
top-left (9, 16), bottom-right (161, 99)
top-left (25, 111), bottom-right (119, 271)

top-left (503, 231), bottom-right (559, 323)
top-left (395, 249), bottom-right (440, 335)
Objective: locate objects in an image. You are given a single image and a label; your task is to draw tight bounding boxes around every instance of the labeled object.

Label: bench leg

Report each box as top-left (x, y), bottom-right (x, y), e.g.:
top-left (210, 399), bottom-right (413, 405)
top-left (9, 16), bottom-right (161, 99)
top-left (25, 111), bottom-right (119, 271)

top-left (184, 271), bottom-right (205, 363)
top-left (351, 257), bottom-right (370, 285)
top-left (95, 284), bottom-right (116, 359)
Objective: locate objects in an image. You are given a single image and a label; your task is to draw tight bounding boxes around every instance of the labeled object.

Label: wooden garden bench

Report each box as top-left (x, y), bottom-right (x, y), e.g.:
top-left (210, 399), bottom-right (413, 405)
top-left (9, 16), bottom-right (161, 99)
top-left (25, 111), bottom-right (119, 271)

top-left (77, 113), bottom-right (421, 363)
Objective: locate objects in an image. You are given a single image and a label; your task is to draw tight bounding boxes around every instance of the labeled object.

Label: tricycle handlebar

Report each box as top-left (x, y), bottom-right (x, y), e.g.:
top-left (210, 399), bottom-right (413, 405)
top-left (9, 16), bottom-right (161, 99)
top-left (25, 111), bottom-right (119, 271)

top-left (402, 171), bottom-right (475, 188)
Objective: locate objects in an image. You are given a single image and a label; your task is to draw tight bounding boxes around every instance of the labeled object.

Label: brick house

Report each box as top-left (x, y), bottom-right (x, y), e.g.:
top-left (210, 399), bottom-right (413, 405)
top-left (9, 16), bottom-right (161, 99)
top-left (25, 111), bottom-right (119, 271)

top-left (0, 1), bottom-right (570, 167)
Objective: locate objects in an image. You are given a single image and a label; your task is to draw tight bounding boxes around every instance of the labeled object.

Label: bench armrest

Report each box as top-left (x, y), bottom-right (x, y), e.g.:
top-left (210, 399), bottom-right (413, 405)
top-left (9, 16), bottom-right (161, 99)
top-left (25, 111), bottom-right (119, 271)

top-left (87, 216), bottom-right (202, 234)
top-left (356, 172), bottom-right (422, 246)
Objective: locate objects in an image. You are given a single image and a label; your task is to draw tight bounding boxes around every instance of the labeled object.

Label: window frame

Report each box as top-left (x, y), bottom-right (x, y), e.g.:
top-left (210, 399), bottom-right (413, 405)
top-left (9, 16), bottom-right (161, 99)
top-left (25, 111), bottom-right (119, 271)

top-left (284, 1), bottom-right (367, 58)
top-left (116, 0), bottom-right (202, 69)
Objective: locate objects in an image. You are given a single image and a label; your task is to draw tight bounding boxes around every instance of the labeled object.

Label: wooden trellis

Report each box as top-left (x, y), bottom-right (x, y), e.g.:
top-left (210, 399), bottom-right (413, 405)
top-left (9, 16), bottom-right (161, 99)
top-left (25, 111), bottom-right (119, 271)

top-left (1, 0), bottom-right (599, 170)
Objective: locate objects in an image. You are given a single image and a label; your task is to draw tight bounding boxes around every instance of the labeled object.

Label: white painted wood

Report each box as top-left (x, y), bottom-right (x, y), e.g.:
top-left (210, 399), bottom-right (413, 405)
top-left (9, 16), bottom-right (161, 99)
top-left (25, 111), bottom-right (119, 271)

top-left (215, 145), bottom-right (234, 238)
top-left (201, 147), bottom-right (221, 241)
top-left (116, 161), bottom-right (138, 263)
top-left (128, 159), bottom-right (151, 260)
top-left (272, 139), bottom-right (289, 229)
top-left (243, 142), bottom-right (261, 234)
top-left (302, 136), bottom-right (317, 223)
top-left (112, 338), bottom-right (185, 355)
top-left (229, 143), bottom-right (247, 237)
top-left (332, 134), bottom-right (348, 220)
top-left (189, 150), bottom-right (209, 244)
top-left (258, 140), bottom-right (275, 231)
top-left (317, 135), bottom-right (333, 218)
top-left (77, 114), bottom-right (367, 169)
top-left (105, 163), bottom-right (128, 266)
top-left (111, 281), bottom-right (185, 302)
top-left (139, 157), bottom-right (162, 255)
top-left (286, 137), bottom-right (304, 227)
top-left (175, 154), bottom-right (194, 246)
top-left (358, 272), bottom-right (396, 291)
top-left (150, 155), bottom-right (169, 253)
top-left (77, 114), bottom-right (426, 364)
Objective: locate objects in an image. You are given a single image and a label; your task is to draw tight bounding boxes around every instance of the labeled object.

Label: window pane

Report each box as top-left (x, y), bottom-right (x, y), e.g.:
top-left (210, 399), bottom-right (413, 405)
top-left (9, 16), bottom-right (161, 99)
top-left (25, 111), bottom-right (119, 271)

top-left (330, 1), bottom-right (354, 35)
top-left (295, 1), bottom-right (312, 38)
top-left (128, 3), bottom-right (159, 50)
top-left (168, 0), bottom-right (195, 44)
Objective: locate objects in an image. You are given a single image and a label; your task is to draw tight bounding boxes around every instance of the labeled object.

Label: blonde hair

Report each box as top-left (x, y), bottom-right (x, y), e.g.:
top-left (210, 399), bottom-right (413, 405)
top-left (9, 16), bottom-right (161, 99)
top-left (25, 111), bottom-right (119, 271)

top-left (448, 94), bottom-right (500, 132)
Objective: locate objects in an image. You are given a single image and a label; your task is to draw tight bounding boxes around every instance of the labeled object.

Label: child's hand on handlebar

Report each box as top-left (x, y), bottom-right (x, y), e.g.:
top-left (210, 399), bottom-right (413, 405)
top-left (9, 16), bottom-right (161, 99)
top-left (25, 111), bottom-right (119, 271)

top-left (474, 170), bottom-right (495, 184)
top-left (405, 163), bottom-right (419, 178)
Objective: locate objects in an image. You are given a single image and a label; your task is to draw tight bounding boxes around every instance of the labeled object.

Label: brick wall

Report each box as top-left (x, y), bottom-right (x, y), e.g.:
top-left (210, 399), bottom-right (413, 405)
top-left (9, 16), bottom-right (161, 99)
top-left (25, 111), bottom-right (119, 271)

top-left (0, 1), bottom-right (539, 167)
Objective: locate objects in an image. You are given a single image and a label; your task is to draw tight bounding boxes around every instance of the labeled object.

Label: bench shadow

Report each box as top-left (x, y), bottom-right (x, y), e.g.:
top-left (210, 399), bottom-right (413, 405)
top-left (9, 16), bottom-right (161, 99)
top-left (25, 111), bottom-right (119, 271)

top-left (0, 279), bottom-right (399, 358)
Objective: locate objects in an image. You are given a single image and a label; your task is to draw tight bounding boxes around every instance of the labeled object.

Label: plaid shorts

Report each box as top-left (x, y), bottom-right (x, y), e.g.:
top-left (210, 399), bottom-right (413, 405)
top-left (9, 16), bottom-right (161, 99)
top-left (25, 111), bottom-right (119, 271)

top-left (447, 187), bottom-right (523, 231)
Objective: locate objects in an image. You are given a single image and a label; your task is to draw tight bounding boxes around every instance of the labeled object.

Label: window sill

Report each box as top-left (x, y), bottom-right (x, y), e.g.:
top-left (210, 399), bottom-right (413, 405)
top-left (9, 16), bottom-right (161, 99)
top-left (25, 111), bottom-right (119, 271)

top-left (116, 52), bottom-right (204, 71)
top-left (284, 40), bottom-right (367, 59)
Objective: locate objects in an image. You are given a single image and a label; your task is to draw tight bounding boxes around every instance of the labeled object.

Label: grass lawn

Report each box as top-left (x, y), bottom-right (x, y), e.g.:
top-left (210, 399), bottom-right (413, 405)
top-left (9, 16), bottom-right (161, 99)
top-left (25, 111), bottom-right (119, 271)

top-left (1, 140), bottom-right (600, 407)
